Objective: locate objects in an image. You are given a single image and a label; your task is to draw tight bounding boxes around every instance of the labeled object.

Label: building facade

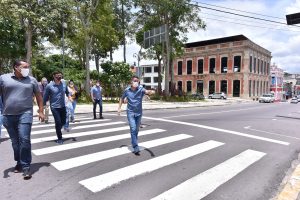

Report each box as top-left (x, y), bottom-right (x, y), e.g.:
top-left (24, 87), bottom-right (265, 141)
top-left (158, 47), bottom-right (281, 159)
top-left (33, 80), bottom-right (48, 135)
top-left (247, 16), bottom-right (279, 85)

top-left (137, 64), bottom-right (165, 90)
top-left (173, 35), bottom-right (272, 99)
top-left (270, 64), bottom-right (284, 101)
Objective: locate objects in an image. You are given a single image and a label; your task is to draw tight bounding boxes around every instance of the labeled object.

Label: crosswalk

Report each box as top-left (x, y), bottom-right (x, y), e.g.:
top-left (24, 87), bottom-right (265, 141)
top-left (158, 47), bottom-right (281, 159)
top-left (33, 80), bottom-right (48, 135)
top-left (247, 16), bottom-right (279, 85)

top-left (6, 115), bottom-right (268, 199)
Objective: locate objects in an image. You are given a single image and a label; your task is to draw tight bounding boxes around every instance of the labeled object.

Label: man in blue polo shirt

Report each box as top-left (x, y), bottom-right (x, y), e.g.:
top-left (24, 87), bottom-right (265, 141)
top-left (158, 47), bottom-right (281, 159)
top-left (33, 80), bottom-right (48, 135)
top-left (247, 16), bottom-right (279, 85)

top-left (0, 60), bottom-right (45, 179)
top-left (91, 80), bottom-right (103, 119)
top-left (43, 71), bottom-right (70, 144)
top-left (118, 75), bottom-right (155, 155)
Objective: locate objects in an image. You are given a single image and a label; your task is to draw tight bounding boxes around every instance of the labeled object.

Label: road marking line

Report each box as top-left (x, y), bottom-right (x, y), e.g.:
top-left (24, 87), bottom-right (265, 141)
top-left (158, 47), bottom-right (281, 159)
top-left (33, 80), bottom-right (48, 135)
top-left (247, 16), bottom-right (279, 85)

top-left (52, 134), bottom-right (192, 171)
top-left (142, 117), bottom-right (289, 146)
top-left (2, 117), bottom-right (103, 132)
top-left (162, 107), bottom-right (261, 119)
top-left (31, 119), bottom-right (111, 129)
top-left (79, 140), bottom-right (224, 193)
top-left (33, 128), bottom-right (166, 155)
top-left (30, 121), bottom-right (125, 135)
top-left (151, 149), bottom-right (266, 200)
top-left (31, 126), bottom-right (130, 144)
top-left (244, 127), bottom-right (300, 140)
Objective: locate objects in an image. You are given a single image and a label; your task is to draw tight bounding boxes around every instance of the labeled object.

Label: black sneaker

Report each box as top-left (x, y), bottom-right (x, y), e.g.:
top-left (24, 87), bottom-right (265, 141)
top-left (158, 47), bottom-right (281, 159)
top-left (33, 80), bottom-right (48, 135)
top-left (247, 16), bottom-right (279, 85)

top-left (22, 168), bottom-right (32, 180)
top-left (134, 151), bottom-right (140, 156)
top-left (99, 116), bottom-right (104, 119)
top-left (56, 139), bottom-right (64, 145)
top-left (14, 165), bottom-right (22, 173)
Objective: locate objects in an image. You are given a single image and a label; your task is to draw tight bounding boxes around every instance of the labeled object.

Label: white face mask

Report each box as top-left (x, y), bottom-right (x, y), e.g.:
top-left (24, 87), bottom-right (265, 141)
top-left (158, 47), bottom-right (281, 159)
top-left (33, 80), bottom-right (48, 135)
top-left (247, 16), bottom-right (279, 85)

top-left (96, 83), bottom-right (100, 87)
top-left (132, 81), bottom-right (139, 88)
top-left (20, 68), bottom-right (30, 77)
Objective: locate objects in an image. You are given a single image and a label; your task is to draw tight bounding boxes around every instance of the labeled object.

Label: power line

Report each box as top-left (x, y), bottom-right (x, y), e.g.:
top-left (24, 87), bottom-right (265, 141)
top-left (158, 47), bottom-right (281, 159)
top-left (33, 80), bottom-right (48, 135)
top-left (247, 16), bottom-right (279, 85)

top-left (200, 12), bottom-right (298, 31)
top-left (202, 17), bottom-right (300, 33)
top-left (189, 2), bottom-right (300, 28)
top-left (192, 0), bottom-right (285, 20)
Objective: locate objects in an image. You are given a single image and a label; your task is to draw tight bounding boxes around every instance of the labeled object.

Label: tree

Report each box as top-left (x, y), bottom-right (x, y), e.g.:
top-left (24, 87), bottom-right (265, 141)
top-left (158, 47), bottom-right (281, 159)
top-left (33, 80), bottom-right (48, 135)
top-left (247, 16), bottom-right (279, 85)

top-left (133, 0), bottom-right (206, 95)
top-left (0, 0), bottom-right (70, 67)
top-left (0, 16), bottom-right (26, 71)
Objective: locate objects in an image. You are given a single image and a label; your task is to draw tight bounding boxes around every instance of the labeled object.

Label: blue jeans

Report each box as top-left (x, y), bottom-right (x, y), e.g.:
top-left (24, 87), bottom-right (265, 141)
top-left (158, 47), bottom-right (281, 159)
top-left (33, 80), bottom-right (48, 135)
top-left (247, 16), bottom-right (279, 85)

top-left (127, 112), bottom-right (142, 152)
top-left (71, 100), bottom-right (77, 121)
top-left (64, 106), bottom-right (73, 129)
top-left (2, 113), bottom-right (33, 169)
top-left (93, 99), bottom-right (103, 118)
top-left (0, 112), bottom-right (3, 138)
top-left (51, 107), bottom-right (66, 140)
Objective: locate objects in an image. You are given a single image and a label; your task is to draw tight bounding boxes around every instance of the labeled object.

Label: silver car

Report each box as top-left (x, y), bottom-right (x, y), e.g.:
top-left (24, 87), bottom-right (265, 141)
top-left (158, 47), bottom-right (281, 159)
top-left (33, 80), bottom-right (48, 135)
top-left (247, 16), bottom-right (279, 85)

top-left (291, 97), bottom-right (298, 104)
top-left (208, 92), bottom-right (227, 99)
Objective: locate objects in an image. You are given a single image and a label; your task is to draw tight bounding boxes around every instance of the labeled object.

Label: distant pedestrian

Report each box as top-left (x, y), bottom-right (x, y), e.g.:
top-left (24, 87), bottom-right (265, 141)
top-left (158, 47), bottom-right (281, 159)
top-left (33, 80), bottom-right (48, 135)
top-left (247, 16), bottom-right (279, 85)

top-left (0, 60), bottom-right (45, 179)
top-left (38, 77), bottom-right (49, 123)
top-left (118, 75), bottom-right (155, 155)
top-left (63, 94), bottom-right (73, 132)
top-left (43, 71), bottom-right (70, 144)
top-left (67, 80), bottom-right (79, 122)
top-left (0, 96), bottom-right (3, 140)
top-left (91, 80), bottom-right (103, 119)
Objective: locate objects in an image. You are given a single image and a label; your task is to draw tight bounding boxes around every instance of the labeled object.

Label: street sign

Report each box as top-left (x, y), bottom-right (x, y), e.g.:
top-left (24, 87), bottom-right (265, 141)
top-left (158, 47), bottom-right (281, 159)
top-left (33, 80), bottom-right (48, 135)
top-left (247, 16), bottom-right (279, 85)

top-left (143, 24), bottom-right (166, 49)
top-left (286, 12), bottom-right (300, 25)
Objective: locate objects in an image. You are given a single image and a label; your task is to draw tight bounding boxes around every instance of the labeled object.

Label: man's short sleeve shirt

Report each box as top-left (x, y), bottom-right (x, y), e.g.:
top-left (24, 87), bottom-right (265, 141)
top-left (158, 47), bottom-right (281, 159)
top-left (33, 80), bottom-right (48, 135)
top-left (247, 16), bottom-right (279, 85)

top-left (0, 73), bottom-right (39, 115)
top-left (121, 85), bottom-right (145, 114)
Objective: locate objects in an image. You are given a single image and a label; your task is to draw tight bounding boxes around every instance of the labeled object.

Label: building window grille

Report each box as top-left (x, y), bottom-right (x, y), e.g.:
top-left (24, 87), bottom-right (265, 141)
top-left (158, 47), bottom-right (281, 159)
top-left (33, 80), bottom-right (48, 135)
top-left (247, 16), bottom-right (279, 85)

top-left (233, 80), bottom-right (240, 97)
top-left (198, 59), bottom-right (203, 74)
top-left (177, 61), bottom-right (182, 75)
top-left (254, 57), bottom-right (256, 73)
top-left (249, 80), bottom-right (252, 97)
top-left (221, 80), bottom-right (227, 94)
top-left (197, 80), bottom-right (204, 93)
top-left (187, 60), bottom-right (192, 75)
top-left (209, 58), bottom-right (215, 73)
top-left (249, 56), bottom-right (252, 72)
top-left (144, 77), bottom-right (151, 83)
top-left (154, 66), bottom-right (158, 73)
top-left (187, 81), bottom-right (192, 93)
top-left (221, 57), bottom-right (228, 73)
top-left (233, 56), bottom-right (241, 72)
top-left (209, 80), bottom-right (215, 94)
top-left (145, 67), bottom-right (152, 73)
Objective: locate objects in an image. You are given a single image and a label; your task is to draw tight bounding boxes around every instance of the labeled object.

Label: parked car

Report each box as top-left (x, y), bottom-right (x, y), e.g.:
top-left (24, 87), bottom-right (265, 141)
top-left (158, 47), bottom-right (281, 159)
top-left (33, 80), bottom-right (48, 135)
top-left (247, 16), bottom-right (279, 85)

top-left (259, 94), bottom-right (275, 103)
top-left (208, 92), bottom-right (227, 99)
top-left (290, 97), bottom-right (298, 104)
top-left (191, 93), bottom-right (205, 100)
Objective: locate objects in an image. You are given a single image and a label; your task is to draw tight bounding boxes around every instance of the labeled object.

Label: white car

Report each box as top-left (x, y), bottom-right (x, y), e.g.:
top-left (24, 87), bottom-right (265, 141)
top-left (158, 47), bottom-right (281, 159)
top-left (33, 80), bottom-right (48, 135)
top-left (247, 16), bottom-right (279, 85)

top-left (208, 92), bottom-right (227, 99)
top-left (259, 94), bottom-right (275, 103)
top-left (291, 97), bottom-right (298, 104)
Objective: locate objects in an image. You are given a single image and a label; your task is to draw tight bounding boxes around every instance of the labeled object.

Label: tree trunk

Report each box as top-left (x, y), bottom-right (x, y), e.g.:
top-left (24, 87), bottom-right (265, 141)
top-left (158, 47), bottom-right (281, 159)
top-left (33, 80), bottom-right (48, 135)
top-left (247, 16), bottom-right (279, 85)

top-left (164, 23), bottom-right (170, 96)
top-left (121, 2), bottom-right (126, 63)
top-left (25, 20), bottom-right (33, 74)
top-left (157, 57), bottom-right (162, 94)
top-left (84, 36), bottom-right (91, 94)
top-left (110, 48), bottom-right (113, 61)
top-left (95, 54), bottom-right (100, 75)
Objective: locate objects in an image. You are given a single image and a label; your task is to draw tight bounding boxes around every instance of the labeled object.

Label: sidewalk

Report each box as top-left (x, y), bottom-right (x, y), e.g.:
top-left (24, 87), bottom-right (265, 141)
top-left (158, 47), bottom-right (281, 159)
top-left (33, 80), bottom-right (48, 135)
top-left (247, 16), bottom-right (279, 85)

top-left (34, 98), bottom-right (255, 115)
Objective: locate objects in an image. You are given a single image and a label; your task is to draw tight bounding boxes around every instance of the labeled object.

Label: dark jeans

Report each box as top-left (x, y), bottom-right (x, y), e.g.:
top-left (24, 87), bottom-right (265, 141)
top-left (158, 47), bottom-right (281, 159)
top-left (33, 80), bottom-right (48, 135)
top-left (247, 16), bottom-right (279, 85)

top-left (93, 99), bottom-right (102, 118)
top-left (3, 113), bottom-right (33, 169)
top-left (51, 107), bottom-right (66, 140)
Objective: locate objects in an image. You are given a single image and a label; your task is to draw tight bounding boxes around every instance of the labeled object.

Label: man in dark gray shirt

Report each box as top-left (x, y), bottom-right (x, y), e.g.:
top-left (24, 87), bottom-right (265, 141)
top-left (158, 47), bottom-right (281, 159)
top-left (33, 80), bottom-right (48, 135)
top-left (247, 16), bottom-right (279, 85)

top-left (0, 60), bottom-right (45, 180)
top-left (43, 71), bottom-right (69, 144)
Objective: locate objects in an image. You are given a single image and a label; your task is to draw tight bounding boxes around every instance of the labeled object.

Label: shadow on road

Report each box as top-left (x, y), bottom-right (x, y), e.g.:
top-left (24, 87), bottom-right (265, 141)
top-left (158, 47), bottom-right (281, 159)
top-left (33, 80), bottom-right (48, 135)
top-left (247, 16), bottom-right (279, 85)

top-left (3, 162), bottom-right (50, 178)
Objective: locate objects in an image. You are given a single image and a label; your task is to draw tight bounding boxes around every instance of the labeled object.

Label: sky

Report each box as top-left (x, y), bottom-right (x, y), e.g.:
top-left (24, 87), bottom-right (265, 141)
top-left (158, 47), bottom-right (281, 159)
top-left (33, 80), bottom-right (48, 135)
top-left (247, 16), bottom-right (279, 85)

top-left (109, 0), bottom-right (300, 73)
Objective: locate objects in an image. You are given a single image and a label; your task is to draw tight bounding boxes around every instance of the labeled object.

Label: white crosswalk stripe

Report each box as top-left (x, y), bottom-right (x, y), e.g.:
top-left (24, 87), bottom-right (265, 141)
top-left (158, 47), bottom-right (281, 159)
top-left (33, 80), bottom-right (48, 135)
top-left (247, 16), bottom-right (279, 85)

top-left (79, 140), bottom-right (224, 193)
top-left (52, 134), bottom-right (192, 171)
top-left (31, 126), bottom-right (130, 144)
top-left (151, 149), bottom-right (266, 200)
top-left (31, 121), bottom-right (125, 135)
top-left (33, 128), bottom-right (166, 155)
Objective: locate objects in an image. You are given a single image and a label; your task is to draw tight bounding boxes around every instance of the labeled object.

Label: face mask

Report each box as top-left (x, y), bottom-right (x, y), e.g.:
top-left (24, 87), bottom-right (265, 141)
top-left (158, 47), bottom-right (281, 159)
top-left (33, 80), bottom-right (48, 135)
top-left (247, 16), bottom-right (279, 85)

top-left (132, 81), bottom-right (139, 88)
top-left (70, 84), bottom-right (74, 87)
top-left (20, 68), bottom-right (29, 77)
top-left (96, 83), bottom-right (100, 87)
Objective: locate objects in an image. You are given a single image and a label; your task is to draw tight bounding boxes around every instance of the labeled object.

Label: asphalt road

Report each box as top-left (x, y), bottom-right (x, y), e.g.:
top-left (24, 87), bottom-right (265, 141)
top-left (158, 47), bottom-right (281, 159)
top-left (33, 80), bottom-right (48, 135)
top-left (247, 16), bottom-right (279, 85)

top-left (1, 101), bottom-right (300, 200)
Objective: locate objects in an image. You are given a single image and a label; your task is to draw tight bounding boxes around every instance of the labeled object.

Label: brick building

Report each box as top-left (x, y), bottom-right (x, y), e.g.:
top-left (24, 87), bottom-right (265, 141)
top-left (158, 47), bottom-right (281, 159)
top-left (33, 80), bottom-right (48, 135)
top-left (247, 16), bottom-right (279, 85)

top-left (270, 64), bottom-right (284, 101)
top-left (173, 35), bottom-right (272, 99)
